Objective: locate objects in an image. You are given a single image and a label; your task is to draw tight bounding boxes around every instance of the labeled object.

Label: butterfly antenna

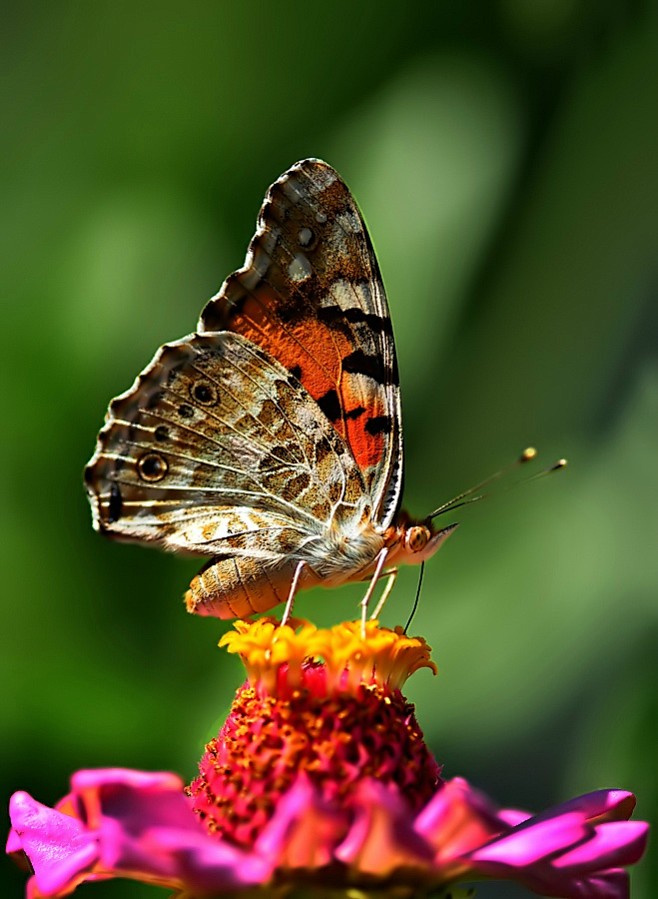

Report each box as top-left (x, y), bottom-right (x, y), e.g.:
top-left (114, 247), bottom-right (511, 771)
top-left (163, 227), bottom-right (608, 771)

top-left (518, 457), bottom-right (568, 483)
top-left (404, 561), bottom-right (425, 634)
top-left (429, 448), bottom-right (567, 520)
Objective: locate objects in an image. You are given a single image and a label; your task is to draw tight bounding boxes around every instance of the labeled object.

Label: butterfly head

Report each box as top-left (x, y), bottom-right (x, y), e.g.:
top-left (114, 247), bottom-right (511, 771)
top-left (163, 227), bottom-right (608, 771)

top-left (388, 516), bottom-right (458, 567)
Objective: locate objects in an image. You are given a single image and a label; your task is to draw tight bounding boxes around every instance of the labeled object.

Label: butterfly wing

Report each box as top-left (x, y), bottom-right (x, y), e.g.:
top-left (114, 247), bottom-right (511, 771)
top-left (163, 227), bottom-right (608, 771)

top-left (199, 159), bottom-right (403, 530)
top-left (85, 331), bottom-right (370, 559)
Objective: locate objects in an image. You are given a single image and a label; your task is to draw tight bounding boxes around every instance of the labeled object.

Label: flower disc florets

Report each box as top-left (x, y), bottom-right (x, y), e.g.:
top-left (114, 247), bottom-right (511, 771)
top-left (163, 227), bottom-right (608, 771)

top-left (188, 619), bottom-right (441, 847)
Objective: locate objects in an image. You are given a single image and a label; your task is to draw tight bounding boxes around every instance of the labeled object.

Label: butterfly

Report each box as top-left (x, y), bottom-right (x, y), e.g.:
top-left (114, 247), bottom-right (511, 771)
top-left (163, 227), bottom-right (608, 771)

top-left (85, 159), bottom-right (457, 623)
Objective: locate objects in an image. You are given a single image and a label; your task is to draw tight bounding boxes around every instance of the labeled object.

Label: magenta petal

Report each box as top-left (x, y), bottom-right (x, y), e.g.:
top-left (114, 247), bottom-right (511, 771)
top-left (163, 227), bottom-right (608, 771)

top-left (8, 791), bottom-right (100, 896)
top-left (72, 768), bottom-right (185, 797)
top-left (6, 825), bottom-right (23, 857)
top-left (8, 770), bottom-right (272, 896)
top-left (7, 765), bottom-right (649, 899)
top-left (525, 869), bottom-right (631, 899)
top-left (75, 768), bottom-right (269, 890)
top-left (71, 768), bottom-right (193, 831)
top-left (145, 826), bottom-right (271, 892)
top-left (255, 775), bottom-right (320, 859)
top-left (416, 777), bottom-right (501, 832)
top-left (554, 821), bottom-right (649, 872)
top-left (414, 777), bottom-right (511, 861)
top-left (465, 802), bottom-right (648, 899)
top-left (532, 790), bottom-right (637, 826)
top-left (256, 775), bottom-right (347, 870)
top-left (498, 807), bottom-right (532, 826)
top-left (472, 812), bottom-right (589, 866)
top-left (337, 778), bottom-right (434, 876)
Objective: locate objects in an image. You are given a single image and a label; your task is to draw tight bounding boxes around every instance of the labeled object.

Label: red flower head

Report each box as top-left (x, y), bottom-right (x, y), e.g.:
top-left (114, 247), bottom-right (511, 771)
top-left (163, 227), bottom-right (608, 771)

top-left (8, 620), bottom-right (648, 898)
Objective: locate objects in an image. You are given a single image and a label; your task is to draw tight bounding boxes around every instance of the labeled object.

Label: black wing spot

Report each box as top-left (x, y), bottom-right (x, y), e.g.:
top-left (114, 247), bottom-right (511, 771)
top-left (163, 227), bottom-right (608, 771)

top-left (318, 303), bottom-right (394, 337)
top-left (108, 483), bottom-right (123, 522)
top-left (137, 452), bottom-right (168, 482)
top-left (317, 388), bottom-right (341, 423)
top-left (154, 425), bottom-right (169, 443)
top-left (191, 380), bottom-right (219, 405)
top-left (345, 405), bottom-right (365, 420)
top-left (342, 349), bottom-right (385, 384)
top-left (178, 404), bottom-right (194, 419)
top-left (289, 364), bottom-right (302, 381)
top-left (365, 415), bottom-right (392, 436)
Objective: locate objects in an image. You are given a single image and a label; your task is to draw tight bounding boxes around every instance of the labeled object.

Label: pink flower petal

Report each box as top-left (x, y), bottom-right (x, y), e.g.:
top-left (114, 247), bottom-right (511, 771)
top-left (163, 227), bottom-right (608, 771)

top-left (471, 812), bottom-right (589, 866)
top-left (336, 779), bottom-right (435, 877)
top-left (7, 768), bottom-right (648, 899)
top-left (150, 826), bottom-right (271, 893)
top-left (554, 821), bottom-right (649, 872)
top-left (74, 768), bottom-right (270, 891)
top-left (414, 777), bottom-right (510, 862)
top-left (8, 791), bottom-right (100, 896)
top-left (71, 768), bottom-right (189, 832)
top-left (8, 770), bottom-right (271, 896)
top-left (463, 792), bottom-right (648, 899)
top-left (532, 790), bottom-right (637, 826)
top-left (255, 775), bottom-right (348, 870)
top-left (498, 807), bottom-right (532, 826)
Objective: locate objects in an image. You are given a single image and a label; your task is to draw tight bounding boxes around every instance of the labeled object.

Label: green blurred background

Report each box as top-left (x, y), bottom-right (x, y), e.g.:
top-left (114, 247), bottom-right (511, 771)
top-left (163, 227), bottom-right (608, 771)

top-left (2, 3), bottom-right (656, 896)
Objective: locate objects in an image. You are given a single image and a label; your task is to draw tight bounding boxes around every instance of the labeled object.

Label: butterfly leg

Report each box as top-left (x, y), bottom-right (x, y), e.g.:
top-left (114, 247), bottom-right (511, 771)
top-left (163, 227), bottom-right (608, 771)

top-left (280, 560), bottom-right (306, 626)
top-left (359, 548), bottom-right (389, 636)
top-left (369, 568), bottom-right (399, 621)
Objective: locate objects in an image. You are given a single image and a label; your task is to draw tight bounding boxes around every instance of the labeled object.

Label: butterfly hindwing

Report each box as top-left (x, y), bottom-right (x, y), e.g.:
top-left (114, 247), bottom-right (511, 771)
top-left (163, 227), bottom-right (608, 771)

top-left (199, 159), bottom-right (403, 529)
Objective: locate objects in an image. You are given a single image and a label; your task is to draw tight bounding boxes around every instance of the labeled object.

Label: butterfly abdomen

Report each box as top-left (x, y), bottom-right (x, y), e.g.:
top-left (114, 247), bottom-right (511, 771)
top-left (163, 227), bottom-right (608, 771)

top-left (186, 555), bottom-right (319, 619)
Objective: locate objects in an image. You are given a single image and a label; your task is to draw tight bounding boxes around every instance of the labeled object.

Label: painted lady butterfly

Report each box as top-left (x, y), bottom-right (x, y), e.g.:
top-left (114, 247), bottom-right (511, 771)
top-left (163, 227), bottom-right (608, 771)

top-left (85, 160), bottom-right (457, 622)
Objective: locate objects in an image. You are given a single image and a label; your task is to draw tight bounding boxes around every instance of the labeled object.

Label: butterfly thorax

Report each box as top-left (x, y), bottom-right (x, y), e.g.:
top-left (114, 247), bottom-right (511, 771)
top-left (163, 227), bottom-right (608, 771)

top-left (295, 517), bottom-right (386, 583)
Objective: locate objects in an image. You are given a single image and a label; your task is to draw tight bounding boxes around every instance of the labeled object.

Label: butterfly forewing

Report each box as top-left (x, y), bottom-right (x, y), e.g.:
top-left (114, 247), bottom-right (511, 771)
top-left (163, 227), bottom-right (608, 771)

top-left (199, 159), bottom-right (403, 529)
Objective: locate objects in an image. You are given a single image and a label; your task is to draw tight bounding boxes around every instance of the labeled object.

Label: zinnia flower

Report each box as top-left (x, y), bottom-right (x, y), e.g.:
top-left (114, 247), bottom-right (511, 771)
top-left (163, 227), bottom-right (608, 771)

top-left (7, 619), bottom-right (648, 898)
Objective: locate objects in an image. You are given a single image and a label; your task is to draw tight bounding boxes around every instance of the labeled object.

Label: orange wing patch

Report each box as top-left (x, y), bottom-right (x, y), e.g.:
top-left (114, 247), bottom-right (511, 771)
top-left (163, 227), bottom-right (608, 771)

top-left (214, 288), bottom-right (388, 475)
top-left (200, 159), bottom-right (402, 525)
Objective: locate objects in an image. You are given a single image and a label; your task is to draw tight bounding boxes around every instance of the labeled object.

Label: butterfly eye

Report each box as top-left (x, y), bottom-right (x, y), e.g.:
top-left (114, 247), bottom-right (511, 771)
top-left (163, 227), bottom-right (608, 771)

top-left (190, 380), bottom-right (218, 405)
top-left (137, 452), bottom-right (168, 482)
top-left (405, 525), bottom-right (429, 554)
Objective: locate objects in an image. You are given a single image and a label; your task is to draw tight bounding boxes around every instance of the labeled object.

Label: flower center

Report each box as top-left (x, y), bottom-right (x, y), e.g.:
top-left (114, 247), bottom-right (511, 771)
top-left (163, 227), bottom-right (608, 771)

top-left (188, 620), bottom-right (441, 848)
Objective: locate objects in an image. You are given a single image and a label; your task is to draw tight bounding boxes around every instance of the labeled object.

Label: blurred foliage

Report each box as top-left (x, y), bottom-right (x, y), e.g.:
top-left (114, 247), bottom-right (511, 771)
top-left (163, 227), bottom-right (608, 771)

top-left (2, 2), bottom-right (656, 897)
